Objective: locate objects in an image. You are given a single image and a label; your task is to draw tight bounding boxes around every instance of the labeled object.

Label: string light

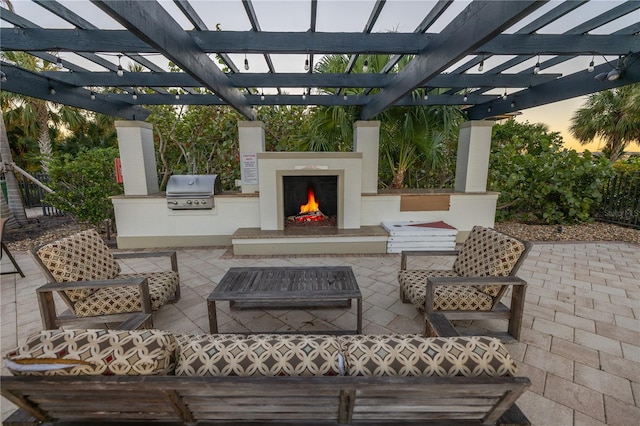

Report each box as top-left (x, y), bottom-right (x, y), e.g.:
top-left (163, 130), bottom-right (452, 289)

top-left (478, 57), bottom-right (484, 72)
top-left (175, 94), bottom-right (180, 100)
top-left (533, 55), bottom-right (540, 74)
top-left (90, 91), bottom-right (96, 100)
top-left (49, 87), bottom-right (56, 95)
top-left (463, 92), bottom-right (468, 102)
top-left (362, 59), bottom-right (369, 73)
top-left (502, 90), bottom-right (508, 101)
top-left (511, 101), bottom-right (515, 108)
top-left (304, 55), bottom-right (309, 71)
top-left (244, 53), bottom-right (249, 71)
top-left (0, 71), bottom-right (6, 82)
top-left (56, 55), bottom-right (63, 70)
top-left (260, 89), bottom-right (265, 101)
top-left (423, 93), bottom-right (428, 101)
top-left (117, 54), bottom-right (124, 77)
top-left (132, 91), bottom-right (137, 100)
top-left (343, 95), bottom-right (348, 101)
top-left (588, 56), bottom-right (595, 72)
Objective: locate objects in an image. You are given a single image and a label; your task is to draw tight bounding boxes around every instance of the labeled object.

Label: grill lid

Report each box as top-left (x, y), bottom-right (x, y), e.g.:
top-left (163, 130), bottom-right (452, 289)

top-left (166, 174), bottom-right (221, 196)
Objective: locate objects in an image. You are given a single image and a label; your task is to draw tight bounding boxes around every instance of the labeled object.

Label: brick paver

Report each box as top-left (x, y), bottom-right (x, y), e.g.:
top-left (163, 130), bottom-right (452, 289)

top-left (1, 241), bottom-right (638, 425)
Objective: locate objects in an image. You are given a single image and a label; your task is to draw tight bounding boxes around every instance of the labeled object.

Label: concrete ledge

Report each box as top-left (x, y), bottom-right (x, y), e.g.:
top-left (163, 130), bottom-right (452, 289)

top-left (232, 238), bottom-right (388, 256)
top-left (116, 235), bottom-right (231, 249)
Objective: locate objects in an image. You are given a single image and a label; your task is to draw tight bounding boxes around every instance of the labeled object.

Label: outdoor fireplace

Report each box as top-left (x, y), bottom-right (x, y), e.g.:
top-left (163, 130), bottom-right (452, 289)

top-left (257, 152), bottom-right (363, 231)
top-left (283, 175), bottom-right (338, 227)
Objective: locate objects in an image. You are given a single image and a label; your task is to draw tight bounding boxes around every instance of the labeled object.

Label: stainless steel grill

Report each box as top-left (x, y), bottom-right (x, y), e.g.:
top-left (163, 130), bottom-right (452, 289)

top-left (166, 175), bottom-right (221, 210)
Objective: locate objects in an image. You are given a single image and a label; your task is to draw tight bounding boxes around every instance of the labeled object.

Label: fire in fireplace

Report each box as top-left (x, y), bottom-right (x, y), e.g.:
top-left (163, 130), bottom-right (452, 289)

top-left (283, 175), bottom-right (337, 227)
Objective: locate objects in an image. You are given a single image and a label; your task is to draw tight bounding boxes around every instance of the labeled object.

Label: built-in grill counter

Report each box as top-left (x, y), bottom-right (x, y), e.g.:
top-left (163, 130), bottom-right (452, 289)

top-left (166, 175), bottom-right (222, 210)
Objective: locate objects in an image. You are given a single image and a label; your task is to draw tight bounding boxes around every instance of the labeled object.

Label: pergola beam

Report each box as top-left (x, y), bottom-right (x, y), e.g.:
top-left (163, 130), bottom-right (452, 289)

top-left (466, 52), bottom-right (640, 120)
top-left (91, 0), bottom-right (254, 120)
top-left (41, 71), bottom-right (563, 89)
top-left (8, 29), bottom-right (636, 56)
top-left (360, 0), bottom-right (548, 120)
top-left (0, 63), bottom-right (149, 120)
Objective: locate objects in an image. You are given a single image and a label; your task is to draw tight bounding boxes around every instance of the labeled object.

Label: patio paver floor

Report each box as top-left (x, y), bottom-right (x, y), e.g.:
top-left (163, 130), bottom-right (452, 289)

top-left (1, 241), bottom-right (638, 425)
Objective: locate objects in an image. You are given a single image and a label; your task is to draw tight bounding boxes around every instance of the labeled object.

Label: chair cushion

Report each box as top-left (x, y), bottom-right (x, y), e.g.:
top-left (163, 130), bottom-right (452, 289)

top-left (72, 271), bottom-right (180, 317)
top-left (36, 229), bottom-right (121, 302)
top-left (4, 329), bottom-right (176, 376)
top-left (175, 334), bottom-right (344, 377)
top-left (340, 335), bottom-right (517, 377)
top-left (453, 226), bottom-right (525, 297)
top-left (398, 270), bottom-right (493, 311)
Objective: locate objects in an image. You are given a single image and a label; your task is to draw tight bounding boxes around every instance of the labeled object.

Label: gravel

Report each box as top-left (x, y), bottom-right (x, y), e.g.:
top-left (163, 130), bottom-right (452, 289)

top-left (3, 215), bottom-right (639, 252)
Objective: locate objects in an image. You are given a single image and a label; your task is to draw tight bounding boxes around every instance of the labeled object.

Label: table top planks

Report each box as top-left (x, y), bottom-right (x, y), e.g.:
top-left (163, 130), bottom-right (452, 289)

top-left (209, 266), bottom-right (361, 302)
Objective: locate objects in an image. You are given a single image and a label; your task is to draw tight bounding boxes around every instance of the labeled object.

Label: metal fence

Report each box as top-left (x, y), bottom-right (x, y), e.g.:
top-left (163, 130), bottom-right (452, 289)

top-left (596, 172), bottom-right (639, 229)
top-left (1, 172), bottom-right (63, 216)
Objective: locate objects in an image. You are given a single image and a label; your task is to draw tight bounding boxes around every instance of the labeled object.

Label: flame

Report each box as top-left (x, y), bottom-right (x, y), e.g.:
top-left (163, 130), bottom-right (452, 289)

top-left (300, 187), bottom-right (319, 213)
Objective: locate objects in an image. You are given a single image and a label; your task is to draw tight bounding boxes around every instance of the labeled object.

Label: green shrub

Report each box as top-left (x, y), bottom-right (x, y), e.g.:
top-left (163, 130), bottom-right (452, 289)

top-left (613, 155), bottom-right (640, 175)
top-left (489, 121), bottom-right (615, 224)
top-left (44, 147), bottom-right (123, 226)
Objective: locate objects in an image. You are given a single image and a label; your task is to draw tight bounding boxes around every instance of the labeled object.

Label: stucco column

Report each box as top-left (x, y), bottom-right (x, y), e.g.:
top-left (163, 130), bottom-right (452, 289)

top-left (455, 121), bottom-right (494, 193)
top-left (238, 121), bottom-right (265, 194)
top-left (115, 121), bottom-right (159, 195)
top-left (353, 121), bottom-right (380, 194)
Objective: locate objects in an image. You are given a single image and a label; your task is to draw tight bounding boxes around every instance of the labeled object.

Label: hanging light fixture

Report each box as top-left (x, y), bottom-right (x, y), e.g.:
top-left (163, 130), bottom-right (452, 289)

top-left (478, 57), bottom-right (484, 72)
top-left (304, 54), bottom-right (310, 71)
top-left (244, 53), bottom-right (249, 71)
top-left (502, 89), bottom-right (508, 101)
top-left (117, 54), bottom-right (124, 77)
top-left (533, 55), bottom-right (540, 74)
top-left (343, 94), bottom-right (348, 101)
top-left (588, 55), bottom-right (595, 72)
top-left (175, 94), bottom-right (180, 100)
top-left (90, 91), bottom-right (96, 100)
top-left (56, 55), bottom-right (63, 70)
top-left (423, 93), bottom-right (428, 101)
top-left (132, 90), bottom-right (138, 100)
top-left (510, 101), bottom-right (515, 108)
top-left (49, 87), bottom-right (56, 95)
top-left (362, 59), bottom-right (369, 73)
top-left (260, 89), bottom-right (265, 101)
top-left (0, 71), bottom-right (6, 82)
top-left (463, 91), bottom-right (468, 102)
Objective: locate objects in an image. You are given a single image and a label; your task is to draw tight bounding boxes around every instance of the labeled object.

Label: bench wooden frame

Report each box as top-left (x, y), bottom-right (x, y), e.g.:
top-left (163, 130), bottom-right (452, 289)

top-left (1, 375), bottom-right (531, 425)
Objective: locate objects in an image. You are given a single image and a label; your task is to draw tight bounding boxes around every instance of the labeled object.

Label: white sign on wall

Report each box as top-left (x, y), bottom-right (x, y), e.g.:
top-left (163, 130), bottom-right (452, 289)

top-left (241, 153), bottom-right (258, 185)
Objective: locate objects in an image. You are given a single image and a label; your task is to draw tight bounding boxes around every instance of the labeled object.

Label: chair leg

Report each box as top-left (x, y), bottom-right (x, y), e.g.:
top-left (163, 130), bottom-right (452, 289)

top-left (399, 286), bottom-right (410, 303)
top-left (1, 242), bottom-right (25, 278)
top-left (508, 285), bottom-right (527, 340)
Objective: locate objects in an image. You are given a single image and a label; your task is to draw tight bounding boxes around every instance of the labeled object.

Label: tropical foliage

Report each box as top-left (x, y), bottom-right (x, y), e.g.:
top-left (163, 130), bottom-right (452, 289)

top-left (570, 83), bottom-right (640, 162)
top-left (44, 147), bottom-right (123, 227)
top-left (489, 120), bottom-right (614, 224)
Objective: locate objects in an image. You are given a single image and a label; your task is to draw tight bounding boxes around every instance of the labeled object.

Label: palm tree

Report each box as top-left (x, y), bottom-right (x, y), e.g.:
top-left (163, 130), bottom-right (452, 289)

top-left (304, 53), bottom-right (464, 188)
top-left (570, 84), bottom-right (640, 162)
top-left (1, 110), bottom-right (28, 227)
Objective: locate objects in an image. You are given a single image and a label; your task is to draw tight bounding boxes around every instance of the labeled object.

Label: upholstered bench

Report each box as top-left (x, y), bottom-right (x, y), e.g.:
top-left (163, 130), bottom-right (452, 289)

top-left (2, 329), bottom-right (531, 425)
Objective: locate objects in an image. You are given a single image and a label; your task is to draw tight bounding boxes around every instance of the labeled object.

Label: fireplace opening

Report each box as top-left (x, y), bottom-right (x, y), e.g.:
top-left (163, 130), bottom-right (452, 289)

top-left (283, 175), bottom-right (338, 227)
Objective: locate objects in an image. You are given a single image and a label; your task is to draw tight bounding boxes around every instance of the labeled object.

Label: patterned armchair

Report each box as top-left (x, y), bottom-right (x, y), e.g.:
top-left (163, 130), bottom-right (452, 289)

top-left (398, 226), bottom-right (531, 341)
top-left (31, 229), bottom-right (180, 330)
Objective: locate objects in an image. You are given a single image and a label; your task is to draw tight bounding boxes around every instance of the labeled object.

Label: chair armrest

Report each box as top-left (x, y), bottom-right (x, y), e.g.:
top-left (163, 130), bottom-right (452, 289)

top-left (424, 276), bottom-right (526, 314)
top-left (37, 277), bottom-right (152, 314)
top-left (113, 251), bottom-right (179, 273)
top-left (36, 277), bottom-right (148, 292)
top-left (427, 276), bottom-right (527, 287)
top-left (400, 250), bottom-right (458, 270)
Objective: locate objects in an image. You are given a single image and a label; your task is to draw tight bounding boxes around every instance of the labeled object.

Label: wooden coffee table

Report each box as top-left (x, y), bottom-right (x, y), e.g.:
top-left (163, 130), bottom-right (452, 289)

top-left (207, 266), bottom-right (362, 334)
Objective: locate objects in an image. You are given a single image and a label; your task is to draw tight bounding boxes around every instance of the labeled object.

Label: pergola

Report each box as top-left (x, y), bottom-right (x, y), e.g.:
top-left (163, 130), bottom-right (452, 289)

top-left (1, 0), bottom-right (639, 123)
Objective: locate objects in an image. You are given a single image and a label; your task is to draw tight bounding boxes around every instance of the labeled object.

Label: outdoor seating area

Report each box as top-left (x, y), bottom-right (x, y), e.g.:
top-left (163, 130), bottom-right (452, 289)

top-left (1, 240), bottom-right (639, 425)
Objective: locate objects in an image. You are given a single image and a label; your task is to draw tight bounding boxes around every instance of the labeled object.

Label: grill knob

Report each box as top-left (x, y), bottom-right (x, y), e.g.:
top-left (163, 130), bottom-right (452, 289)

top-left (186, 200), bottom-right (192, 205)
top-left (194, 200), bottom-right (199, 205)
top-left (170, 201), bottom-right (178, 205)
top-left (201, 200), bottom-right (207, 205)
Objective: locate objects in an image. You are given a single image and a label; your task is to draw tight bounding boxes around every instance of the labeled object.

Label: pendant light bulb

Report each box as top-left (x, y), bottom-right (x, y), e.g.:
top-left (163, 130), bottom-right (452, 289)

top-left (502, 90), bottom-right (508, 101)
top-left (478, 60), bottom-right (484, 72)
top-left (304, 57), bottom-right (309, 71)
top-left (116, 54), bottom-right (124, 77)
top-left (588, 56), bottom-right (595, 72)
top-left (533, 55), bottom-right (540, 75)
top-left (362, 59), bottom-right (369, 73)
top-left (244, 54), bottom-right (249, 71)
top-left (56, 56), bottom-right (63, 70)
top-left (90, 91), bottom-right (96, 100)
top-left (132, 91), bottom-right (137, 100)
